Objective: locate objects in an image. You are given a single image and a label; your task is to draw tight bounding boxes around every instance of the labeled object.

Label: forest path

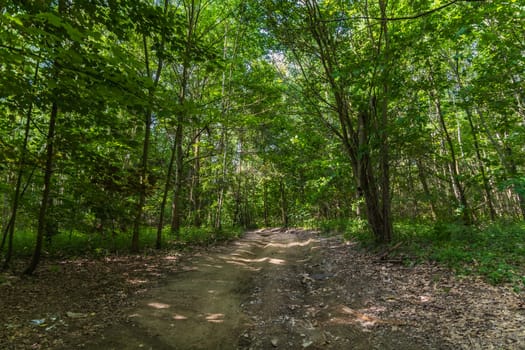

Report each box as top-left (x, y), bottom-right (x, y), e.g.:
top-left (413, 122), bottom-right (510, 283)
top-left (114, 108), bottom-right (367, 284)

top-left (82, 229), bottom-right (429, 349)
top-left (82, 228), bottom-right (523, 350)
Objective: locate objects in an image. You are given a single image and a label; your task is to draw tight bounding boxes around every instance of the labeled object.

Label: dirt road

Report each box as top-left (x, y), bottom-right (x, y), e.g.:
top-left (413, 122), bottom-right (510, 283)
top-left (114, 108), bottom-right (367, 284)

top-left (82, 228), bottom-right (524, 349)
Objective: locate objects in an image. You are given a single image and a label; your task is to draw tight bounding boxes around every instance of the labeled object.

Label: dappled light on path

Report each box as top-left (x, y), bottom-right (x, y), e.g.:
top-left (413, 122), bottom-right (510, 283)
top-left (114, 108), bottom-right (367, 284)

top-left (126, 278), bottom-right (148, 285)
top-left (223, 259), bottom-right (262, 271)
top-left (205, 313), bottom-right (225, 323)
top-left (227, 256), bottom-right (287, 265)
top-left (172, 313), bottom-right (188, 320)
top-left (147, 302), bottom-right (170, 309)
top-left (328, 305), bottom-right (392, 329)
top-left (264, 238), bottom-right (317, 249)
top-left (85, 229), bottom-right (447, 349)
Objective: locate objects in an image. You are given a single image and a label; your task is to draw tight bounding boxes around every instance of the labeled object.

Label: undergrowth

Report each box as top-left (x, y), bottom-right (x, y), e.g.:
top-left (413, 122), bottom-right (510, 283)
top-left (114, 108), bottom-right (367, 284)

top-left (317, 217), bottom-right (525, 290)
top-left (394, 220), bottom-right (525, 289)
top-left (0, 226), bottom-right (243, 260)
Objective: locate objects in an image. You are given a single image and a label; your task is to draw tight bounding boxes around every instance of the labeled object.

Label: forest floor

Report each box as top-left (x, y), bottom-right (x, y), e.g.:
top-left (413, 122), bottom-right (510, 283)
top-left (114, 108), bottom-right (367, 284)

top-left (1, 228), bottom-right (525, 349)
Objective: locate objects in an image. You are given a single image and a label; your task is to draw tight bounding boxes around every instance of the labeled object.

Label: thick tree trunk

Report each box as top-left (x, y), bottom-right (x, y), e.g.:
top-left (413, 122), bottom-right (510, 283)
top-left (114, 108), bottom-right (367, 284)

top-left (303, 0), bottom-right (393, 243)
top-left (504, 146), bottom-right (525, 219)
top-left (24, 102), bottom-right (58, 275)
top-left (356, 150), bottom-right (391, 243)
top-left (378, 0), bottom-right (392, 243)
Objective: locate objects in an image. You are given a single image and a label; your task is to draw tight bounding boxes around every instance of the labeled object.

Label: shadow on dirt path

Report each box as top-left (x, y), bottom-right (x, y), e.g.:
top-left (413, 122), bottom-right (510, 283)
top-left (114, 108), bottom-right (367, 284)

top-left (84, 230), bottom-right (267, 350)
top-left (83, 228), bottom-right (434, 349)
top-left (81, 228), bottom-right (524, 349)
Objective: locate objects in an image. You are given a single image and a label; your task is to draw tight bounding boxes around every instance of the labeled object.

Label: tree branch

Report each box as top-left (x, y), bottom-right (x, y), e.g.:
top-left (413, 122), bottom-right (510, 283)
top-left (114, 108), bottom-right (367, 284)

top-left (319, 0), bottom-right (484, 23)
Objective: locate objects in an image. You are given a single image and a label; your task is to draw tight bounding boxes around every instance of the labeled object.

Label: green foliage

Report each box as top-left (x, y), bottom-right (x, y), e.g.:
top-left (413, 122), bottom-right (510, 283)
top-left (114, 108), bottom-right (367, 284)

top-left (1, 0), bottom-right (524, 274)
top-left (313, 217), bottom-right (372, 243)
top-left (178, 226), bottom-right (243, 245)
top-left (1, 225), bottom-right (244, 261)
top-left (333, 218), bottom-right (524, 288)
top-left (390, 221), bottom-right (525, 288)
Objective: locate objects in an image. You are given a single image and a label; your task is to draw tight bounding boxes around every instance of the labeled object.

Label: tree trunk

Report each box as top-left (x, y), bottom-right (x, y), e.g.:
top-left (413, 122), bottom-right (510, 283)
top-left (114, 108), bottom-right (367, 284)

top-left (3, 65), bottom-right (37, 268)
top-left (170, 121), bottom-right (184, 237)
top-left (190, 137), bottom-right (202, 227)
top-left (301, 0), bottom-right (393, 243)
top-left (465, 107), bottom-right (496, 220)
top-left (356, 148), bottom-right (389, 242)
top-left (131, 109), bottom-right (151, 252)
top-left (156, 138), bottom-right (176, 249)
top-left (416, 159), bottom-right (437, 220)
top-left (428, 64), bottom-right (470, 224)
top-left (132, 1), bottom-right (167, 251)
top-left (24, 102), bottom-right (58, 275)
top-left (279, 180), bottom-right (288, 227)
top-left (1, 166), bottom-right (35, 253)
top-left (378, 0), bottom-right (392, 243)
top-left (132, 32), bottom-right (164, 252)
top-left (452, 60), bottom-right (496, 220)
top-left (170, 0), bottom-right (198, 236)
top-left (234, 137), bottom-right (244, 226)
top-left (263, 182), bottom-right (269, 227)
top-left (214, 124), bottom-right (228, 230)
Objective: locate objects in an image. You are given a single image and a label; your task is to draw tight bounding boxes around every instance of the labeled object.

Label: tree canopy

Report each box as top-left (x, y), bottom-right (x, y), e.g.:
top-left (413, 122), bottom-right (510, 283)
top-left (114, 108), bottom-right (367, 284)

top-left (1, 0), bottom-right (524, 273)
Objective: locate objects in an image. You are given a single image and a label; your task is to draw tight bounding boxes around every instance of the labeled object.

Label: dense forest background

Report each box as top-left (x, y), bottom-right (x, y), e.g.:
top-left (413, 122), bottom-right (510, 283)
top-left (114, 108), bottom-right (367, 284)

top-left (0, 0), bottom-right (523, 279)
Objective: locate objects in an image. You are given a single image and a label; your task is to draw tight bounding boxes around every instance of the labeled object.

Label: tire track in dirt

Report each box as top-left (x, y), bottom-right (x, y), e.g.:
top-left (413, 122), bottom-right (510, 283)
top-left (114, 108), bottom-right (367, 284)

top-left (237, 229), bottom-right (433, 350)
top-left (82, 229), bottom-right (448, 349)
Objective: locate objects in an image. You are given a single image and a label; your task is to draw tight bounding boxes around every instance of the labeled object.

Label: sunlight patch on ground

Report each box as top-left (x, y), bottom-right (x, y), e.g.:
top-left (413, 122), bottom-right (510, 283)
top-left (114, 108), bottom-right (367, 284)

top-left (228, 256), bottom-right (287, 265)
top-left (329, 305), bottom-right (384, 328)
top-left (164, 255), bottom-right (179, 261)
top-left (173, 313), bottom-right (188, 320)
top-left (181, 266), bottom-right (199, 271)
top-left (126, 278), bottom-right (148, 285)
top-left (264, 239), bottom-right (317, 249)
top-left (419, 295), bottom-right (432, 303)
top-left (232, 249), bottom-right (256, 256)
top-left (328, 304), bottom-right (405, 330)
top-left (205, 313), bottom-right (225, 323)
top-left (201, 264), bottom-right (224, 269)
top-left (224, 260), bottom-right (261, 271)
top-left (148, 302), bottom-right (170, 309)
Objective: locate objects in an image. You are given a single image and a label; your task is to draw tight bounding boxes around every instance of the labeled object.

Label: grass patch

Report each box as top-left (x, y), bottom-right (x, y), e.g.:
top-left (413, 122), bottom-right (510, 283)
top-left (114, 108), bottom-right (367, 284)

top-left (395, 220), bottom-right (525, 289)
top-left (323, 218), bottom-right (525, 289)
